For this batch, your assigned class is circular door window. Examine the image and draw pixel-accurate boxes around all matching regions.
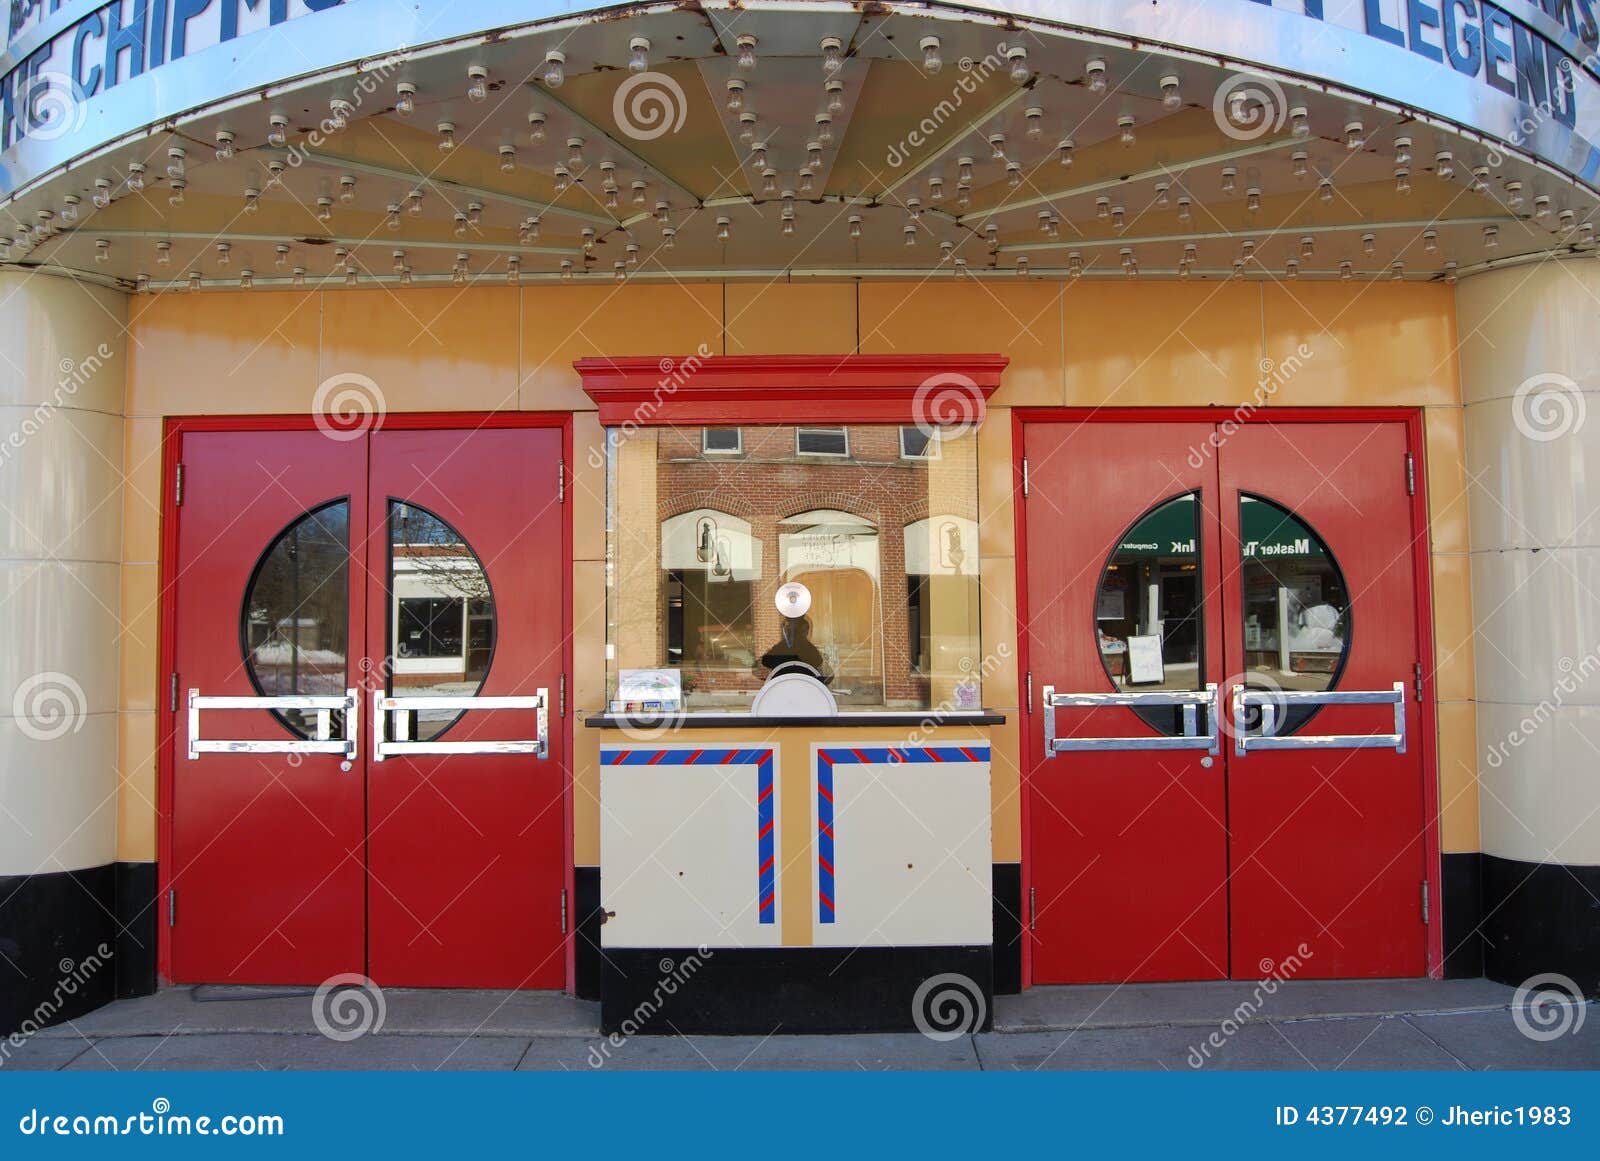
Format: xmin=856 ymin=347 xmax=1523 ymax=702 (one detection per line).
xmin=388 ymin=501 xmax=496 ymax=741
xmin=240 ymin=500 xmax=351 ymax=739
xmin=1237 ymin=494 xmax=1351 ymax=736
xmin=1094 ymin=493 xmax=1204 ymax=736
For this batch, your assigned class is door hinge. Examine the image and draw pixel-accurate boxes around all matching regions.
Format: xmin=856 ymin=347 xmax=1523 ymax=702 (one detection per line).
xmin=1420 ymin=879 xmax=1430 ymax=924
xmin=559 ymin=673 xmax=567 ymax=719
xmin=1414 ymin=661 xmax=1424 ymax=703
xmin=167 ymin=888 xmax=177 ymax=928
xmin=169 ymin=672 xmax=179 ymax=713
xmin=557 ymin=457 xmax=566 ymax=504
xmin=1028 ymin=886 xmax=1037 ymax=931
xmin=1025 ymin=670 xmax=1033 ymax=714
xmin=1405 ymin=452 xmax=1416 ymax=496
xmin=1021 ymin=457 xmax=1030 ymax=498
xmin=559 ymin=888 xmax=569 ymax=934
xmin=173 ymin=463 xmax=184 ymax=507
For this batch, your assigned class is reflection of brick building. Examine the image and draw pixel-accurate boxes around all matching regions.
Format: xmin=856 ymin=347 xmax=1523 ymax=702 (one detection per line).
xmin=641 ymin=425 xmax=978 ymax=708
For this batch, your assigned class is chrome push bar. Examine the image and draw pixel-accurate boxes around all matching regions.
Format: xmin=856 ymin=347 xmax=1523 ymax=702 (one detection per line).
xmin=372 ymin=690 xmax=549 ymax=762
xmin=1042 ymin=684 xmax=1220 ymax=757
xmin=187 ymin=688 xmax=359 ymax=762
xmin=1232 ymin=683 xmax=1407 ymax=756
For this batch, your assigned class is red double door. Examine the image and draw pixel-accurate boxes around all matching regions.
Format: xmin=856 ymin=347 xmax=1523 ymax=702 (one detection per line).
xmin=168 ymin=426 xmax=567 ymax=988
xmin=1024 ymin=419 xmax=1429 ymax=983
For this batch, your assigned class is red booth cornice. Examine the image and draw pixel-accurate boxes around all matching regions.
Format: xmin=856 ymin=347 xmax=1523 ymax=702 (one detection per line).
xmin=574 ymin=353 xmax=1008 ymax=426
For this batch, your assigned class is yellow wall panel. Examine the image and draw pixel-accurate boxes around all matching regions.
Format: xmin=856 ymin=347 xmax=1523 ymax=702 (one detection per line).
xmin=1436 ymin=700 xmax=1480 ymax=854
xmin=978 ymin=406 xmax=1015 ymax=560
xmin=117 ymin=711 xmax=157 ymax=863
xmin=126 ymin=291 xmax=320 ymax=416
xmin=979 ymin=556 xmax=1020 ymax=710
xmin=726 ymin=282 xmax=857 ymax=354
xmin=321 ymin=287 xmax=519 ymax=412
xmin=1431 ymin=551 xmax=1477 ymax=703
xmin=1423 ymin=406 xmax=1470 ymax=554
xmin=520 ymin=284 xmax=723 ymax=410
xmin=1262 ymin=282 xmax=1459 ymax=406
xmin=118 ymin=563 xmax=158 ymax=713
xmin=1063 ymin=281 xmax=1263 ymax=406
xmin=859 ymin=282 xmax=1063 ymax=407
xmin=121 ymin=417 xmax=163 ymax=564
xmin=988 ymin=719 xmax=1022 ymax=863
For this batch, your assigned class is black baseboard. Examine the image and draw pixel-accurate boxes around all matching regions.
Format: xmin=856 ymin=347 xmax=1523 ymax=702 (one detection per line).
xmin=1440 ymin=852 xmax=1484 ymax=980
xmin=0 ymin=864 xmax=119 ymax=1036
xmin=992 ymin=863 xmax=1021 ymax=995
xmin=1481 ymin=855 xmax=1600 ymax=993
xmin=114 ymin=861 xmax=159 ymax=1000
xmin=573 ymin=866 xmax=604 ymax=1001
xmin=602 ymin=945 xmax=993 ymax=1035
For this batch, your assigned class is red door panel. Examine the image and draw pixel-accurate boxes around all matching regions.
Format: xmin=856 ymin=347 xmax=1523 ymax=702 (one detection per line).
xmin=365 ymin=428 xmax=567 ymax=988
xmin=1024 ymin=422 xmax=1229 ymax=983
xmin=1218 ymin=423 xmax=1427 ymax=978
xmin=171 ymin=431 xmax=368 ymax=985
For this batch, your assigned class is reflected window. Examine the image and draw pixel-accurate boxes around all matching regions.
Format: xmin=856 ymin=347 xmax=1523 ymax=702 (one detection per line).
xmin=796 ymin=427 xmax=849 ymax=457
xmin=388 ymin=502 xmax=495 ymax=741
xmin=663 ymin=509 xmax=759 ymax=683
xmin=899 ymin=427 xmax=940 ymax=459
xmin=1238 ymin=495 xmax=1350 ymax=735
xmin=1095 ymin=494 xmax=1204 ymax=736
xmin=703 ymin=428 xmax=742 ymax=455
xmin=241 ymin=501 xmax=350 ymax=739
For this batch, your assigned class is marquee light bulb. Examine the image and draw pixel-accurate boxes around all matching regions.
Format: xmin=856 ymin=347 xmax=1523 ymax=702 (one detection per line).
xmin=1160 ymin=75 xmax=1181 ymax=109
xmin=168 ymin=180 xmax=186 ymax=207
xmin=1505 ymin=181 xmax=1525 ymax=209
xmin=920 ymin=36 xmax=943 ymax=74
xmin=1006 ymin=162 xmax=1022 ymax=188
xmin=216 ymin=242 xmax=231 ymax=266
xmin=1434 ymin=151 xmax=1455 ymax=180
xmin=507 ymin=255 xmax=521 ymax=283
xmin=1118 ymin=115 xmax=1136 ymax=146
xmin=166 ymin=147 xmax=186 ymax=180
xmin=1483 ymin=225 xmax=1499 ymax=247
xmin=408 ymin=189 xmax=424 ymax=215
xmin=1318 ymin=178 xmax=1334 ymax=203
xmin=1291 ymin=151 xmax=1309 ymax=179
xmin=1177 ymin=196 xmax=1192 ymax=222
xmin=276 ymin=244 xmax=290 ymax=267
xmin=825 ymin=79 xmax=845 ymax=114
xmin=1472 ymin=166 xmax=1491 ymax=193
xmin=816 ymin=113 xmax=834 ymax=145
xmin=1025 ymin=106 xmax=1044 ymax=139
xmin=1086 ymin=58 xmax=1107 ymax=93
xmin=1154 ymin=182 xmax=1171 ymax=208
xmin=316 ymin=195 xmax=333 ymax=222
xmin=339 ymin=175 xmax=356 ymax=203
xmin=821 ymin=36 xmax=843 ymax=74
xmin=240 ymin=268 xmax=254 ymax=289
xmin=1361 ymin=232 xmax=1376 ymax=254
xmin=1394 ymin=168 xmax=1411 ymax=194
xmin=500 ymin=144 xmax=516 ymax=173
xmin=629 ymin=37 xmax=650 ymax=73
xmin=553 ymin=166 xmax=571 ymax=193
xmin=395 ymin=82 xmax=416 ymax=116
xmin=761 ymin=169 xmax=778 ymax=196
xmin=1246 ymin=187 xmax=1261 ymax=212
xmin=1016 ymin=255 xmax=1029 ymax=276
xmin=567 ymin=138 xmax=585 ymax=168
xmin=240 ymin=186 xmax=258 ymax=213
xmin=454 ymin=213 xmax=469 ymax=237
xmin=528 ymin=111 xmax=546 ymax=143
xmin=717 ymin=216 xmax=731 ymax=241
xmin=437 ymin=121 xmax=456 ymax=151
xmin=542 ymin=51 xmax=566 ymax=88
xmin=214 ymin=130 xmax=236 ymax=160
xmin=736 ymin=34 xmax=758 ymax=72
xmin=156 ymin=239 xmax=171 ymax=265
xmin=126 ymin=162 xmax=146 ymax=192
xmin=738 ymin=113 xmax=758 ymax=145
xmin=1006 ymin=44 xmax=1030 ymax=83
xmin=1058 ymin=138 xmax=1074 ymax=166
xmin=929 ymin=176 xmax=944 ymax=202
xmin=1220 ymin=166 xmax=1237 ymax=194
xmin=267 ymin=114 xmax=288 ymax=148
xmin=1393 ymin=136 xmax=1412 ymax=166
xmin=188 ymin=270 xmax=202 ymax=291
xmin=661 ymin=226 xmax=676 ymax=248
xmin=1289 ymin=106 xmax=1309 ymax=138
xmin=61 ymin=194 xmax=79 ymax=224
xmin=1422 ymin=229 xmax=1438 ymax=253
xmin=94 ymin=238 xmax=109 ymax=262
xmin=1300 ymin=236 xmax=1314 ymax=259
xmin=292 ymin=266 xmax=306 ymax=286
xmin=1344 ymin=120 xmax=1365 ymax=150
xmin=848 ymin=215 xmax=862 ymax=239
xmin=726 ymin=79 xmax=745 ymax=112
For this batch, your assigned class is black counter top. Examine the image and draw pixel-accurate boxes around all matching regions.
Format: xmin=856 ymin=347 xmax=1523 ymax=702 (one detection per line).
xmin=583 ymin=710 xmax=1007 ymax=729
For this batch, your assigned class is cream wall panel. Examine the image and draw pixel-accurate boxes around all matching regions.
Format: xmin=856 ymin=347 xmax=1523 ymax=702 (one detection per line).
xmin=1470 ymin=547 xmax=1600 ymax=705
xmin=0 ymin=274 xmax=126 ymax=413
xmin=1456 ymin=262 xmax=1600 ymax=404
xmin=1464 ymin=393 xmax=1600 ymax=551
xmin=1477 ymin=701 xmax=1600 ymax=864
xmin=0 ymin=714 xmax=117 ymax=875
xmin=121 ymin=417 xmax=163 ymax=564
xmin=0 ymin=406 xmax=123 ymax=563
xmin=0 ymin=561 xmax=121 ymax=717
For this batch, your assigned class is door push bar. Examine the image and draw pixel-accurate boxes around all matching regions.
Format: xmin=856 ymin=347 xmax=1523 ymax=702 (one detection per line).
xmin=1042 ymin=684 xmax=1220 ymax=757
xmin=1232 ymin=683 xmax=1407 ymax=756
xmin=187 ymin=688 xmax=359 ymax=764
xmin=372 ymin=691 xmax=549 ymax=762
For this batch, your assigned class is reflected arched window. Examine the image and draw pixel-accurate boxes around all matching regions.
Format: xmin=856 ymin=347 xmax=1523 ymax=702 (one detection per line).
xmin=241 ymin=500 xmax=351 ymax=739
xmin=779 ymin=510 xmax=882 ymax=705
xmin=388 ymin=501 xmax=495 ymax=741
xmin=661 ymin=509 xmax=760 ymax=687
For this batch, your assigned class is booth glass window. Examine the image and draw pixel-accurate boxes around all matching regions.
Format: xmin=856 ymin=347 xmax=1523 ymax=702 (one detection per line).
xmin=606 ymin=424 xmax=981 ymax=712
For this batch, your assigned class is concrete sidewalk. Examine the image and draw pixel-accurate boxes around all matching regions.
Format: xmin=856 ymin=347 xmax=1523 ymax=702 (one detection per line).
xmin=4 ymin=980 xmax=1595 ymax=1071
